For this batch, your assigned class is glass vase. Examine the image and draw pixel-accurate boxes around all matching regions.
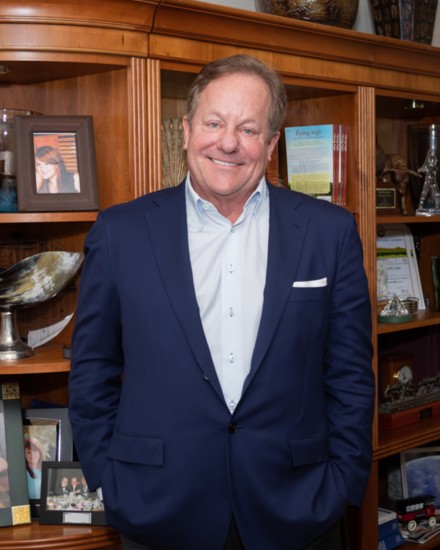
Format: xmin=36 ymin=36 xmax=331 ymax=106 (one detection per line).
xmin=0 ymin=108 xmax=33 ymax=212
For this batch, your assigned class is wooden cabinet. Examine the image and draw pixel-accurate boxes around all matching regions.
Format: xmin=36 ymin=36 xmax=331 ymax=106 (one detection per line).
xmin=1 ymin=0 xmax=440 ymax=547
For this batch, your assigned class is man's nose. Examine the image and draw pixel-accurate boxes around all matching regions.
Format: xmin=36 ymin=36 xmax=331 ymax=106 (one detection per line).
xmin=217 ymin=128 xmax=239 ymax=153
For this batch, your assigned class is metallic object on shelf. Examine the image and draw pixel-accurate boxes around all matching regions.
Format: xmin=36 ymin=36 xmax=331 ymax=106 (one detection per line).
xmin=408 ymin=124 xmax=440 ymax=213
xmin=0 ymin=251 xmax=83 ymax=360
xmin=401 ymin=297 xmax=419 ymax=314
xmin=379 ymin=371 xmax=440 ymax=415
xmin=416 ymin=147 xmax=440 ymax=216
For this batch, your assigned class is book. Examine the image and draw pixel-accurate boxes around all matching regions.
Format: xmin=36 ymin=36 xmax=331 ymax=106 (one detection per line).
xmin=338 ymin=124 xmax=348 ymax=206
xmin=378 ymin=508 xmax=400 ymax=540
xmin=400 ymin=522 xmax=440 ymax=544
xmin=332 ymin=126 xmax=339 ymax=204
xmin=378 ymin=530 xmax=404 ymax=550
xmin=376 ymin=224 xmax=425 ymax=309
xmin=285 ymin=124 xmax=347 ymax=205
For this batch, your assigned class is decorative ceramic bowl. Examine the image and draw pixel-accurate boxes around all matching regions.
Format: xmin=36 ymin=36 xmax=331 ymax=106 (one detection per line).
xmin=369 ymin=0 xmax=438 ymax=44
xmin=255 ymin=0 xmax=359 ymax=29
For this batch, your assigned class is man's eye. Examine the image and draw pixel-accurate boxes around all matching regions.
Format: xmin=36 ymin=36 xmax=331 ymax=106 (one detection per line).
xmin=242 ymin=128 xmax=257 ymax=136
xmin=207 ymin=122 xmax=220 ymax=129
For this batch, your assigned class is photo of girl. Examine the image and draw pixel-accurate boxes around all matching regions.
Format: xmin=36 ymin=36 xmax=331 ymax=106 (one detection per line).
xmin=35 ymin=145 xmax=80 ymax=194
xmin=24 ymin=437 xmax=44 ymax=500
xmin=23 ymin=424 xmax=57 ymax=501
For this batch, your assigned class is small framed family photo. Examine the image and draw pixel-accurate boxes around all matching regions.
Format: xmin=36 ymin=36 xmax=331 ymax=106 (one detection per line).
xmin=0 ymin=382 xmax=31 ymax=527
xmin=15 ymin=115 xmax=99 ymax=212
xmin=401 ymin=446 xmax=440 ymax=511
xmin=39 ymin=461 xmax=106 ymax=525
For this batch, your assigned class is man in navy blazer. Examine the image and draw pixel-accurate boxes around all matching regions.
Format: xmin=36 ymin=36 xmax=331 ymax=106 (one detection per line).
xmin=69 ymin=54 xmax=374 ymax=549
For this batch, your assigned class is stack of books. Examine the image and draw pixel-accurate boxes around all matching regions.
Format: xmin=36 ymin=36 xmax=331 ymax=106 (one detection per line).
xmin=378 ymin=508 xmax=404 ymax=550
xmin=285 ymin=124 xmax=348 ymax=205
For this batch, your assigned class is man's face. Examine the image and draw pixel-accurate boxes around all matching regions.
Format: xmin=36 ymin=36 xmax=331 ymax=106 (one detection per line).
xmin=182 ymin=72 xmax=279 ymax=216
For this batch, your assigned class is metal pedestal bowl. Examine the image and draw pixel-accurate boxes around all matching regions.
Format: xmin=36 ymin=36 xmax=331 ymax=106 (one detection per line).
xmin=0 ymin=251 xmax=83 ymax=360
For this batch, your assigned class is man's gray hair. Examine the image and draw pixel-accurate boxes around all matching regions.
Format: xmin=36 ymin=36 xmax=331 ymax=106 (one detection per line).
xmin=186 ymin=54 xmax=287 ymax=139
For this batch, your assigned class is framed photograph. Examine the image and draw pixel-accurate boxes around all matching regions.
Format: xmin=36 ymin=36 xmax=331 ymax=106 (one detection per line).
xmin=23 ymin=423 xmax=57 ymax=494
xmin=23 ymin=407 xmax=74 ymax=517
xmin=0 ymin=382 xmax=31 ymax=527
xmin=15 ymin=115 xmax=99 ymax=212
xmin=39 ymin=461 xmax=106 ymax=525
xmin=401 ymin=446 xmax=440 ymax=511
xmin=24 ymin=407 xmax=74 ymax=462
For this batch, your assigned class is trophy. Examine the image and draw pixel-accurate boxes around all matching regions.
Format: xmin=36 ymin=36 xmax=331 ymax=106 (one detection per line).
xmin=0 ymin=251 xmax=83 ymax=360
xmin=415 ymin=124 xmax=440 ymax=216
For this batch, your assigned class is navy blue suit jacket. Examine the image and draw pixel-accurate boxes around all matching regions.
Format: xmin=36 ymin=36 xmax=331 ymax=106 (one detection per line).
xmin=69 ymin=181 xmax=374 ymax=549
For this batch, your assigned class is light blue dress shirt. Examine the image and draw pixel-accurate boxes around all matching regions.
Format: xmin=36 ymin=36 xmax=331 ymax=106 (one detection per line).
xmin=186 ymin=176 xmax=269 ymax=413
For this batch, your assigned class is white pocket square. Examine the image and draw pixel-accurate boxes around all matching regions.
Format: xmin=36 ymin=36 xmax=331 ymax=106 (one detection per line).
xmin=292 ymin=277 xmax=327 ymax=288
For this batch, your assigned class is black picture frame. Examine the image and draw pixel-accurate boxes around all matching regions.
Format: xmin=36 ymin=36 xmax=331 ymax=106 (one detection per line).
xmin=401 ymin=446 xmax=440 ymax=511
xmin=39 ymin=461 xmax=106 ymax=525
xmin=24 ymin=407 xmax=74 ymax=462
xmin=0 ymin=382 xmax=31 ymax=527
xmin=15 ymin=115 xmax=99 ymax=212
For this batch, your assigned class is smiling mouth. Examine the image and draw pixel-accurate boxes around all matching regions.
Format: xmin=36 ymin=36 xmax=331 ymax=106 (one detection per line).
xmin=210 ymin=158 xmax=241 ymax=167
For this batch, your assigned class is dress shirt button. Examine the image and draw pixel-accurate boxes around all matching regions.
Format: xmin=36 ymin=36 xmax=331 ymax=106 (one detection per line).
xmin=228 ymin=422 xmax=238 ymax=433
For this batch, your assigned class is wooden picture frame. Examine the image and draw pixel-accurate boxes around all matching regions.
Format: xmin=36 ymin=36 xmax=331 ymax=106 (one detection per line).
xmin=15 ymin=115 xmax=99 ymax=212
xmin=0 ymin=382 xmax=31 ymax=527
xmin=39 ymin=461 xmax=106 ymax=525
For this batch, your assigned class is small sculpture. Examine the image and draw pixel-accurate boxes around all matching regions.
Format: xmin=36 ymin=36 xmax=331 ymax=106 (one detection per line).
xmin=378 ymin=294 xmax=412 ymax=324
xmin=377 ymin=144 xmax=421 ymax=215
xmin=416 ymin=149 xmax=440 ymax=215
xmin=0 ymin=251 xmax=83 ymax=360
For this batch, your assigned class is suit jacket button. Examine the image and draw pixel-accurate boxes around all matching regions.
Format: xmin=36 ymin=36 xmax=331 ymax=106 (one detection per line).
xmin=228 ymin=422 xmax=238 ymax=433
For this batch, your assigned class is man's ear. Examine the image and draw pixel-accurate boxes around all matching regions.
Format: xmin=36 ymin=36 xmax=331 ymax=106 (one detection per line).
xmin=182 ymin=115 xmax=190 ymax=150
xmin=267 ymin=131 xmax=280 ymax=161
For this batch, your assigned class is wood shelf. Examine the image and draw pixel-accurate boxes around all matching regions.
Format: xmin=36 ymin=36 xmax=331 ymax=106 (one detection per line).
xmin=0 ymin=1 xmax=439 ymax=548
xmin=376 ymin=415 xmax=440 ymax=460
xmin=0 ymin=346 xmax=70 ymax=375
xmin=0 ymin=521 xmax=121 ymax=549
xmin=377 ymin=310 xmax=440 ymax=334
xmin=401 ymin=539 xmax=440 ymax=550
xmin=377 ymin=215 xmax=440 ymax=225
xmin=0 ymin=213 xmax=98 ymax=224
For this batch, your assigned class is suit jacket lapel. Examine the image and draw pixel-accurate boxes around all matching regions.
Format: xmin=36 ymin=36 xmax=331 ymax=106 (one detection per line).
xmin=145 ymin=184 xmax=224 ymax=401
xmin=144 ymin=183 xmax=311 ymax=405
xmin=243 ymin=186 xmax=310 ymax=395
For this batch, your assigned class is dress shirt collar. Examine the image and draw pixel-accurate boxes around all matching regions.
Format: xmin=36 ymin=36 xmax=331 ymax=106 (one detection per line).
xmin=185 ymin=173 xmax=267 ymax=230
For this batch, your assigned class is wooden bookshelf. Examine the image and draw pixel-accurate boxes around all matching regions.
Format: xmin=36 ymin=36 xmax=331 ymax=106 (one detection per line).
xmin=0 ymin=1 xmax=440 ymax=547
